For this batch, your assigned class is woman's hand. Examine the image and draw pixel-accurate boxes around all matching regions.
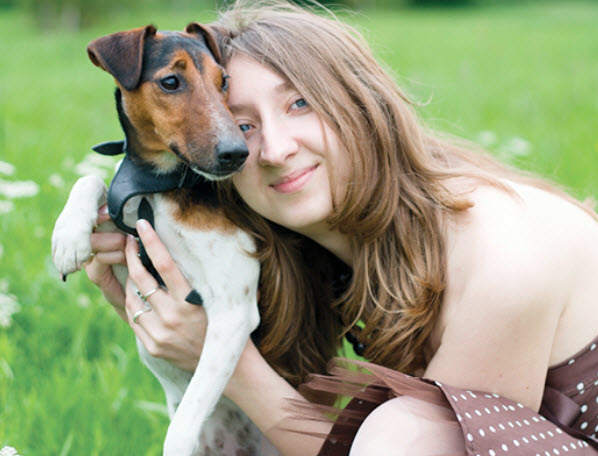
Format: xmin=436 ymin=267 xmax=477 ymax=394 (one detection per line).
xmin=84 ymin=205 xmax=127 ymax=320
xmin=123 ymin=219 xmax=207 ymax=372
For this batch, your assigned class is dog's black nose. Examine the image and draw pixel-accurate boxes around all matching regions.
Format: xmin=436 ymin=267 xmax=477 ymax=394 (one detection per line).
xmin=216 ymin=142 xmax=249 ymax=170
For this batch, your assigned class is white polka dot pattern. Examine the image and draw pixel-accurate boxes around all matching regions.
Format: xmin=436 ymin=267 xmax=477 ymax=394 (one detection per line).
xmin=434 ymin=335 xmax=598 ymax=456
xmin=438 ymin=382 xmax=596 ymax=455
xmin=314 ymin=337 xmax=598 ymax=456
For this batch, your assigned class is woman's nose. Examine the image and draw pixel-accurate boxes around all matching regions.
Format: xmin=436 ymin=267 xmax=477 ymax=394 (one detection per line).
xmin=258 ymin=118 xmax=299 ymax=166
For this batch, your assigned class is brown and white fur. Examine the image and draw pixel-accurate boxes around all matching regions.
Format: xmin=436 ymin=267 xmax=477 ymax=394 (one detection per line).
xmin=51 ymin=24 xmax=279 ymax=455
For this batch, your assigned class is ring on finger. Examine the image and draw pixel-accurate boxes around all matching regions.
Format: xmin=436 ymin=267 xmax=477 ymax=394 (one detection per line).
xmin=136 ymin=286 xmax=160 ymax=303
xmin=132 ymin=306 xmax=152 ymax=324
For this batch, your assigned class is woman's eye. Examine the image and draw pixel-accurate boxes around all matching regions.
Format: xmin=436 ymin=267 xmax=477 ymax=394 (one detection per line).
xmin=221 ymin=75 xmax=230 ymax=92
xmin=159 ymin=76 xmax=180 ymax=91
xmin=291 ymin=98 xmax=308 ymax=109
xmin=239 ymin=124 xmax=251 ymax=133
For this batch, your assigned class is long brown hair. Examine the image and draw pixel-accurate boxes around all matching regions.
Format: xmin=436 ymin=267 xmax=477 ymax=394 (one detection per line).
xmin=211 ymin=0 xmax=595 ymax=384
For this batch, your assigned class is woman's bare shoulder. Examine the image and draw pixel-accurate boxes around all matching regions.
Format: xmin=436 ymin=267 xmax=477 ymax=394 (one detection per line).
xmin=424 ymin=182 xmax=598 ymax=408
xmin=444 ymin=180 xmax=598 ymax=298
xmin=436 ymin=180 xmax=598 ymax=367
xmin=444 ymin=182 xmax=557 ymax=297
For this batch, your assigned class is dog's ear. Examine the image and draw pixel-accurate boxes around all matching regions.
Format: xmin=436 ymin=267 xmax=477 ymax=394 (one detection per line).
xmin=185 ymin=22 xmax=225 ymax=65
xmin=87 ymin=25 xmax=157 ymax=90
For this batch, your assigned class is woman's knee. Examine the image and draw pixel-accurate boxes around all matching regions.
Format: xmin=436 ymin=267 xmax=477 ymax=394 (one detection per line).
xmin=349 ymin=396 xmax=465 ymax=456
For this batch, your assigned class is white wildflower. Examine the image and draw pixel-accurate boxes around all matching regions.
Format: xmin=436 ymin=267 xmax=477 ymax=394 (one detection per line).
xmin=86 ymin=153 xmax=119 ymax=168
xmin=0 ymin=178 xmax=40 ymax=199
xmin=74 ymin=153 xmax=118 ymax=178
xmin=476 ymin=130 xmax=498 ymax=148
xmin=34 ymin=227 xmax=45 ymax=238
xmin=0 ymin=293 xmax=20 ymax=328
xmin=77 ymin=294 xmax=91 ymax=308
xmin=0 ymin=161 xmax=15 ymax=176
xmin=48 ymin=173 xmax=66 ymax=188
xmin=0 ymin=201 xmax=14 ymax=214
xmin=0 ymin=358 xmax=14 ymax=379
xmin=0 ymin=446 xmax=21 ymax=456
xmin=74 ymin=162 xmax=108 ymax=179
xmin=500 ymin=136 xmax=531 ymax=157
xmin=62 ymin=157 xmax=75 ymax=169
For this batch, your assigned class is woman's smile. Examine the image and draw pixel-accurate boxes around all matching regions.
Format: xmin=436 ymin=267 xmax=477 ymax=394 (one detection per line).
xmin=270 ymin=164 xmax=319 ymax=194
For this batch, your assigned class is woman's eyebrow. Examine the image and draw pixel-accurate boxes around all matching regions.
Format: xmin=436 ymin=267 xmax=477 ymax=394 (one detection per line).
xmin=229 ymin=102 xmax=251 ymax=114
xmin=229 ymin=80 xmax=297 ymax=114
xmin=275 ymin=79 xmax=295 ymax=93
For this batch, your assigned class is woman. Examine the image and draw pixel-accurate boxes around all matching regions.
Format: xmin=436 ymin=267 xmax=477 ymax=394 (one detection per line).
xmin=85 ymin=1 xmax=598 ymax=454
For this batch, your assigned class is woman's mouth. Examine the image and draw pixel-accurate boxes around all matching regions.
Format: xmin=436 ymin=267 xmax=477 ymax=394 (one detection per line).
xmin=270 ymin=165 xmax=318 ymax=194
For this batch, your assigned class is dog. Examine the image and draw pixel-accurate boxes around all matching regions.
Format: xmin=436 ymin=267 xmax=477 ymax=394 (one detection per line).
xmin=52 ymin=24 xmax=277 ymax=455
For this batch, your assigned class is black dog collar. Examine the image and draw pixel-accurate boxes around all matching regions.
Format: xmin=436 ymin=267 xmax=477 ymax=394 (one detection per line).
xmin=93 ymin=140 xmax=202 ymax=236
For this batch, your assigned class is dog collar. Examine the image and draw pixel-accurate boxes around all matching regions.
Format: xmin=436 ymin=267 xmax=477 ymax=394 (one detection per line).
xmin=93 ymin=140 xmax=204 ymax=236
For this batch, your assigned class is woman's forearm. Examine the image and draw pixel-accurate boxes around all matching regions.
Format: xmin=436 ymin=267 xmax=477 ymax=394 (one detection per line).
xmin=225 ymin=342 xmax=332 ymax=456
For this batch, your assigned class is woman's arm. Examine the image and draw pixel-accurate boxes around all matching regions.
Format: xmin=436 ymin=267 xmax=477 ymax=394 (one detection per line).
xmin=425 ymin=185 xmax=565 ymax=410
xmin=225 ymin=340 xmax=331 ymax=456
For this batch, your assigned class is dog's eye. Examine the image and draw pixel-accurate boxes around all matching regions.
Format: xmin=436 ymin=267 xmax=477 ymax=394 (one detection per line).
xmin=221 ymin=75 xmax=230 ymax=93
xmin=160 ymin=76 xmax=180 ymax=91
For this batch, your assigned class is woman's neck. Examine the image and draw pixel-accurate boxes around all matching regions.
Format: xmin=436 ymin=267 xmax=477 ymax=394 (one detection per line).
xmin=304 ymin=228 xmax=353 ymax=266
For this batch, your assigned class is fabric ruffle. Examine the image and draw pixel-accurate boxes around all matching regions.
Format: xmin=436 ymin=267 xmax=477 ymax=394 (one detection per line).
xmin=293 ymin=358 xmax=598 ymax=456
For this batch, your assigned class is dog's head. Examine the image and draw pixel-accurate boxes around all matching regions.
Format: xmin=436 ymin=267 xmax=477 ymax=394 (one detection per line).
xmin=87 ymin=24 xmax=247 ymax=181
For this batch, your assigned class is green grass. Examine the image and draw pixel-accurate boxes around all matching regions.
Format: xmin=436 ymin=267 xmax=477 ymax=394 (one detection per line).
xmin=1 ymin=1 xmax=598 ymax=454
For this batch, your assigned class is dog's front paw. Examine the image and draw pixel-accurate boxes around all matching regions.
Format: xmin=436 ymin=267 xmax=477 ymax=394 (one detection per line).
xmin=51 ymin=176 xmax=107 ymax=280
xmin=52 ymin=222 xmax=95 ymax=280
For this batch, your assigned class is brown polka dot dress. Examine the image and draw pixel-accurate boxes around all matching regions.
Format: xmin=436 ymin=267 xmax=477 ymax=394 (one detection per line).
xmin=309 ymin=336 xmax=598 ymax=455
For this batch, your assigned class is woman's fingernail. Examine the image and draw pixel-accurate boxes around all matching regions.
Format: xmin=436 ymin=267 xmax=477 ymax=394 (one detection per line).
xmin=137 ymin=219 xmax=149 ymax=232
xmin=126 ymin=234 xmax=135 ymax=243
xmin=100 ymin=205 xmax=109 ymax=215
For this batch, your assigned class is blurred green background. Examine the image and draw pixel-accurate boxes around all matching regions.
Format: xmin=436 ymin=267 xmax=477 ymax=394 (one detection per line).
xmin=1 ymin=0 xmax=597 ymax=454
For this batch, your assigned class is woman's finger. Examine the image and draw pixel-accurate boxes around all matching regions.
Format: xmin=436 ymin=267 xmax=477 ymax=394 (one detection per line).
xmin=84 ymin=258 xmax=127 ymax=320
xmin=96 ymin=204 xmax=112 ymax=225
xmin=134 ymin=219 xmax=192 ymax=299
xmin=125 ymin=234 xmax=165 ymax=304
xmin=125 ymin=279 xmax=152 ymax=325
xmin=124 ymin=278 xmax=163 ymax=352
xmin=93 ymin=250 xmax=126 ymax=266
xmin=90 ymin=231 xmax=126 ymax=253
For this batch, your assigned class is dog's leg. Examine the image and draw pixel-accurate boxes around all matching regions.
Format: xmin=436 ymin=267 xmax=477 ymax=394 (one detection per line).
xmin=163 ymin=303 xmax=259 ymax=455
xmin=147 ymin=200 xmax=262 ymax=455
xmin=52 ymin=175 xmax=107 ymax=278
xmin=198 ymin=396 xmax=276 ymax=455
xmin=137 ymin=338 xmax=193 ymax=418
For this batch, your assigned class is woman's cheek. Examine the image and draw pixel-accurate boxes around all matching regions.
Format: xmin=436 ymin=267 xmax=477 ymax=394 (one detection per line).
xmin=232 ymin=172 xmax=255 ymax=206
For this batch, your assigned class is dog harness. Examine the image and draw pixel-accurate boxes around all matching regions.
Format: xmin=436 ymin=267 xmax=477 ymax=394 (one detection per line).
xmin=93 ymin=140 xmax=208 ymax=307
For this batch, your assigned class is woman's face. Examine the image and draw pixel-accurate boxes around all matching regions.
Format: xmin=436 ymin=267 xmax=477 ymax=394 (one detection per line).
xmin=227 ymin=54 xmax=351 ymax=239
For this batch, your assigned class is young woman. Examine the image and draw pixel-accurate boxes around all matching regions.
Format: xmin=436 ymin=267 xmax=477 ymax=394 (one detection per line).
xmin=85 ymin=1 xmax=598 ymax=454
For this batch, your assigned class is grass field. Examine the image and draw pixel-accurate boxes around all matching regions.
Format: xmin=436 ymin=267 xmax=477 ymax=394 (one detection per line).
xmin=1 ymin=1 xmax=597 ymax=454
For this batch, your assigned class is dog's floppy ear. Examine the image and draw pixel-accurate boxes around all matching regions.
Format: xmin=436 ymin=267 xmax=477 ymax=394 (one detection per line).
xmin=185 ymin=22 xmax=224 ymax=65
xmin=87 ymin=25 xmax=157 ymax=90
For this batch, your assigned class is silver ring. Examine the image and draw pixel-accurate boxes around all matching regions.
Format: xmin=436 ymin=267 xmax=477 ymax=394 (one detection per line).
xmin=136 ymin=286 xmax=160 ymax=303
xmin=132 ymin=306 xmax=152 ymax=324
